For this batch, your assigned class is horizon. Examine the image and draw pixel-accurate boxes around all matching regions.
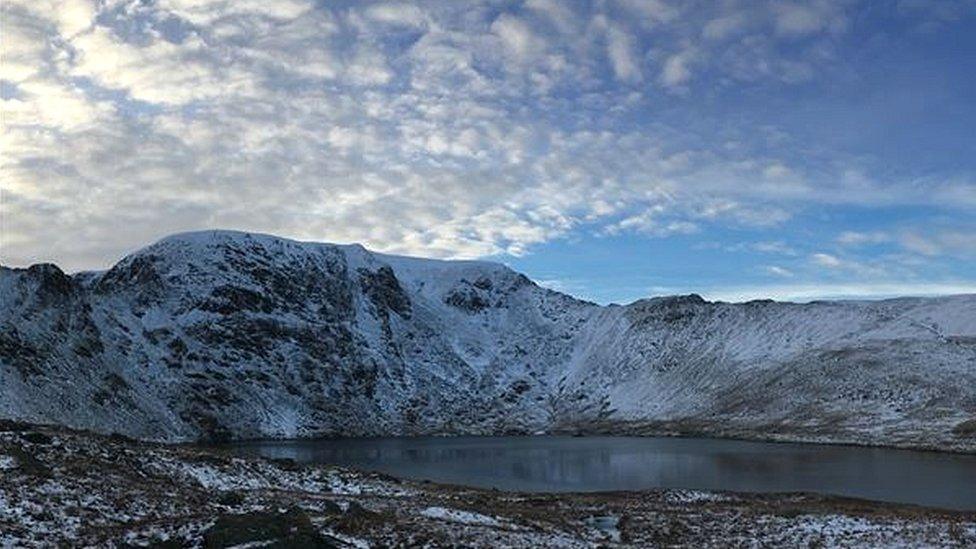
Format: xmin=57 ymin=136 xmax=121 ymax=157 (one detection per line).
xmin=5 ymin=227 xmax=976 ymax=305
xmin=4 ymin=1 xmax=976 ymax=304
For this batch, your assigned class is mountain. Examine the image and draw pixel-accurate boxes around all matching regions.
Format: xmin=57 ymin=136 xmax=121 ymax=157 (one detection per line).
xmin=2 ymin=230 xmax=975 ymax=450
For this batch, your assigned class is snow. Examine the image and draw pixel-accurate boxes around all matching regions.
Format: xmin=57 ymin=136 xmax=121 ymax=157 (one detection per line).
xmin=1 ymin=229 xmax=975 ymax=452
xmin=321 ymin=530 xmax=371 ymax=548
xmin=2 ymin=425 xmax=974 ymax=548
xmin=664 ymin=490 xmax=733 ymax=504
xmin=584 ymin=514 xmax=621 ymax=542
xmin=789 ymin=514 xmax=879 ymax=536
xmin=421 ymin=506 xmax=502 ymax=527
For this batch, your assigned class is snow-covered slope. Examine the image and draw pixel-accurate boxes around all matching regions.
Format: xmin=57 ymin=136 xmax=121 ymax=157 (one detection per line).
xmin=1 ymin=230 xmax=974 ymax=450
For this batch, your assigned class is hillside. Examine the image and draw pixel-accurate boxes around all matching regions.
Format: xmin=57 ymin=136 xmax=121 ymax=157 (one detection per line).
xmin=1 ymin=230 xmax=974 ymax=450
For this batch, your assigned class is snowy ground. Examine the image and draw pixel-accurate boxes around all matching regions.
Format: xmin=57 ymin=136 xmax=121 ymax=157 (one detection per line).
xmin=4 ymin=232 xmax=974 ymax=545
xmin=3 ymin=230 xmax=976 ymax=452
xmin=1 ymin=421 xmax=974 ymax=548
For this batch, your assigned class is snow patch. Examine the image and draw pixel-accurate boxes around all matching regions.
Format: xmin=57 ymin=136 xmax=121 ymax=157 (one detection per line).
xmin=664 ymin=489 xmax=732 ymax=503
xmin=584 ymin=515 xmax=621 ymax=543
xmin=421 ymin=506 xmax=502 ymax=527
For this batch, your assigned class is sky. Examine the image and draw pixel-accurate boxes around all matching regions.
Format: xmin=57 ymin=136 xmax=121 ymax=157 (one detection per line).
xmin=2 ymin=0 xmax=975 ymax=304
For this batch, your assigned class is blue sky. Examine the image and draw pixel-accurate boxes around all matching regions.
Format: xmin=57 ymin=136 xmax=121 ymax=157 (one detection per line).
xmin=2 ymin=0 xmax=975 ymax=303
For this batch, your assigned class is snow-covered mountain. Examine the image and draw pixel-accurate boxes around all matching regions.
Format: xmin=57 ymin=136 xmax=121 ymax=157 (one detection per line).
xmin=2 ymin=230 xmax=975 ymax=450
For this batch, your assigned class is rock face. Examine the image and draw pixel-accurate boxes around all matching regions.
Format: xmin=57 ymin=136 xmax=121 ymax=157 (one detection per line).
xmin=1 ymin=230 xmax=975 ymax=449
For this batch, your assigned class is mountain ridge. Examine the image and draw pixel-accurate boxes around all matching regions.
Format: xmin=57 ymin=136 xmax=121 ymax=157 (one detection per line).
xmin=11 ymin=228 xmax=976 ymax=307
xmin=2 ymin=230 xmax=975 ymax=450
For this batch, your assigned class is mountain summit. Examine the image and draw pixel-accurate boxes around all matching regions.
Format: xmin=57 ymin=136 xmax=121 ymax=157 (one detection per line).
xmin=2 ymin=230 xmax=975 ymax=450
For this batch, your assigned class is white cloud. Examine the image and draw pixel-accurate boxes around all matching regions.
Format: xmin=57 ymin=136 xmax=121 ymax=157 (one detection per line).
xmin=807 ymin=251 xmax=891 ymax=279
xmin=49 ymin=0 xmax=97 ymax=37
xmin=837 ymin=231 xmax=890 ymax=246
xmin=811 ymin=252 xmax=843 ymax=268
xmin=155 ymin=0 xmax=313 ymax=26
xmin=2 ymin=0 xmax=974 ymax=276
xmin=1 ymin=7 xmax=57 ymax=83
xmin=345 ymin=46 xmax=394 ymax=86
xmin=603 ymin=206 xmax=699 ymax=237
xmin=692 ymin=199 xmax=791 ymax=228
xmin=660 ymin=48 xmax=696 ymax=88
xmin=70 ymin=27 xmax=242 ymax=105
xmin=752 ymin=241 xmax=798 ymax=255
xmin=606 ymin=25 xmax=641 ymax=83
xmin=764 ymin=265 xmax=794 ymax=277
xmin=491 ymin=13 xmax=539 ymax=65
xmin=525 ymin=0 xmax=577 ymax=35
xmin=365 ymin=3 xmax=427 ymax=29
xmin=3 ymin=79 xmax=110 ymax=131
xmin=772 ymin=2 xmax=846 ymax=37
xmin=900 ymin=231 xmax=976 ymax=257
xmin=704 ymin=282 xmax=976 ymax=303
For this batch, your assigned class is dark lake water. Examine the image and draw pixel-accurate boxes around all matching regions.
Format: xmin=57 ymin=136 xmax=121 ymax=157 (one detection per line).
xmin=216 ymin=436 xmax=976 ymax=510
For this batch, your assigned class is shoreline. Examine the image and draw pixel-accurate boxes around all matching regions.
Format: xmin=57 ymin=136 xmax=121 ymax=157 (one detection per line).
xmin=195 ymin=427 xmax=976 ymax=457
xmin=2 ymin=422 xmax=975 ymax=547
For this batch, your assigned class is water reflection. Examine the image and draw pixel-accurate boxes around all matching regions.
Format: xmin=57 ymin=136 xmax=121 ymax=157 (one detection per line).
xmin=215 ymin=436 xmax=976 ymax=510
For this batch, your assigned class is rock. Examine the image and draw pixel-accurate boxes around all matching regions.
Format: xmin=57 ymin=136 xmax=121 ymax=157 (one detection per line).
xmin=1 ymin=230 xmax=974 ymax=452
xmin=202 ymin=509 xmax=337 ymax=548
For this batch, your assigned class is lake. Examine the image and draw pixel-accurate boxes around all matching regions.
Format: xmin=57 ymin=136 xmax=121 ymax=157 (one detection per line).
xmin=216 ymin=435 xmax=976 ymax=510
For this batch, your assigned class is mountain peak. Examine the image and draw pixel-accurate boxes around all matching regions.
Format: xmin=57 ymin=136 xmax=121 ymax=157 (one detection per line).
xmin=2 ymin=232 xmax=975 ymax=450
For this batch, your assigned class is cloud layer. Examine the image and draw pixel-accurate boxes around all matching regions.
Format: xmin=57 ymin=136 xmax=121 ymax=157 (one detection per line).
xmin=2 ymin=0 xmax=975 ymax=293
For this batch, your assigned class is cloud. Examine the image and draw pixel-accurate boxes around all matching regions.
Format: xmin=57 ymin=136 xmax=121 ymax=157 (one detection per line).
xmin=695 ymin=200 xmax=791 ymax=227
xmin=764 ymin=265 xmax=794 ymax=277
xmin=829 ymin=228 xmax=976 ymax=259
xmin=2 ymin=0 xmax=974 ymax=277
xmin=345 ymin=46 xmax=394 ymax=86
xmin=659 ymin=47 xmax=697 ymax=88
xmin=772 ymin=2 xmax=847 ymax=37
xmin=364 ymin=3 xmax=427 ymax=29
xmin=605 ymin=215 xmax=699 ymax=237
xmin=900 ymin=231 xmax=976 ymax=257
xmin=491 ymin=13 xmax=539 ymax=64
xmin=704 ymin=282 xmax=976 ymax=303
xmin=811 ymin=252 xmax=843 ymax=268
xmin=616 ymin=0 xmax=679 ymax=27
xmin=808 ymin=251 xmax=892 ymax=279
xmin=752 ymin=241 xmax=798 ymax=255
xmin=703 ymin=13 xmax=748 ymax=40
xmin=69 ymin=27 xmax=241 ymax=105
xmin=606 ymin=25 xmax=641 ymax=83
xmin=155 ymin=0 xmax=314 ymax=25
xmin=525 ymin=0 xmax=578 ymax=35
xmin=837 ymin=231 xmax=891 ymax=246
